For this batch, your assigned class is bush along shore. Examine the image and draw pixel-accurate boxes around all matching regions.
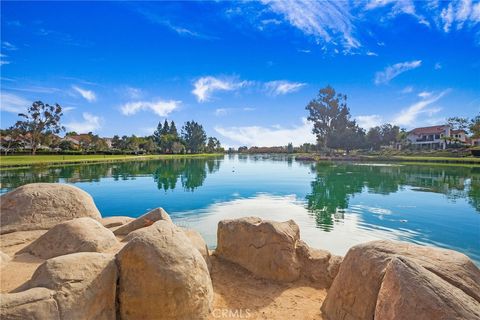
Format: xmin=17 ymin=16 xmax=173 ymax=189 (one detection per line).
xmin=0 ymin=153 xmax=223 ymax=169
xmin=294 ymin=153 xmax=480 ymax=165
xmin=1 ymin=183 xmax=479 ymax=319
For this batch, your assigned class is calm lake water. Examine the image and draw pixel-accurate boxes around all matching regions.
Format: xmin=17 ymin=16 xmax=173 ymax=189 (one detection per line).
xmin=1 ymin=155 xmax=479 ymax=264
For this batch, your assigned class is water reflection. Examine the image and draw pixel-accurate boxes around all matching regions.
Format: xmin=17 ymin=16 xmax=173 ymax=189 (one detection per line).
xmin=0 ymin=157 xmax=222 ymax=193
xmin=305 ymin=163 xmax=480 ymax=231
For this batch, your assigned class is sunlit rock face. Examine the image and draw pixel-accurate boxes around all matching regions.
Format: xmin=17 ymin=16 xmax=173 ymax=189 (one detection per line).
xmin=0 ymin=183 xmax=101 ymax=234
xmin=116 ymin=220 xmax=213 ymax=320
xmin=19 ymin=217 xmax=118 ymax=259
xmin=321 ymin=240 xmax=480 ymax=320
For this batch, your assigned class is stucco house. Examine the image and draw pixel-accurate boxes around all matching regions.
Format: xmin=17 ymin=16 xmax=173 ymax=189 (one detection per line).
xmin=407 ymin=125 xmax=451 ymax=149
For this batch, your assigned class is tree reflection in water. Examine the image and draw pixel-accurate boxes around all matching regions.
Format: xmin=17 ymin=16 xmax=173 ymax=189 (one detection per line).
xmin=0 ymin=157 xmax=222 ymax=193
xmin=305 ymin=163 xmax=480 ymax=231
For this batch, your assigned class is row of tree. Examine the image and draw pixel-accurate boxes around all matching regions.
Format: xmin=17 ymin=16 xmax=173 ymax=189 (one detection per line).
xmin=305 ymin=86 xmax=480 ymax=153
xmin=0 ymin=101 xmax=223 ymax=155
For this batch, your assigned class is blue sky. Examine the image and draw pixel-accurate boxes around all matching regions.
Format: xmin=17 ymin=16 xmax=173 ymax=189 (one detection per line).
xmin=1 ymin=1 xmax=479 ymax=147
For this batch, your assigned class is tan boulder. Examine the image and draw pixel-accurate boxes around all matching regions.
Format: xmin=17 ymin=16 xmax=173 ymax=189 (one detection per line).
xmin=183 ymin=227 xmax=212 ymax=270
xmin=375 ymin=257 xmax=480 ymax=320
xmin=0 ymin=251 xmax=10 ymax=267
xmin=19 ymin=217 xmax=118 ymax=259
xmin=101 ymin=216 xmax=135 ymax=228
xmin=116 ymin=220 xmax=213 ymax=319
xmin=113 ymin=207 xmax=171 ymax=236
xmin=0 ymin=287 xmax=60 ymax=320
xmin=0 ymin=183 xmax=101 ymax=234
xmin=215 ymin=217 xmax=301 ymax=282
xmin=295 ymin=240 xmax=342 ymax=288
xmin=321 ymin=240 xmax=480 ymax=320
xmin=21 ymin=252 xmax=117 ymax=320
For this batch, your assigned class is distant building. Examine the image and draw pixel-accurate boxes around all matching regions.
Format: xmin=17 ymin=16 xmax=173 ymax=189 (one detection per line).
xmin=407 ymin=125 xmax=450 ymax=149
xmin=450 ymin=129 xmax=468 ymax=143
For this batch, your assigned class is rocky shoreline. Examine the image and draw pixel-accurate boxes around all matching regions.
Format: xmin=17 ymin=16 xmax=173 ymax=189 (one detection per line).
xmin=1 ymin=183 xmax=479 ymax=319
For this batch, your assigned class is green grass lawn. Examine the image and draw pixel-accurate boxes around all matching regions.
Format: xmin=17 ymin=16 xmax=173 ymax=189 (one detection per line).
xmin=0 ymin=153 xmax=223 ymax=168
xmin=364 ymin=155 xmax=480 ymax=163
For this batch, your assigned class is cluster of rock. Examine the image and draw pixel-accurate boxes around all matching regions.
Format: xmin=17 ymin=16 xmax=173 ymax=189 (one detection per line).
xmin=1 ymin=183 xmax=479 ymax=320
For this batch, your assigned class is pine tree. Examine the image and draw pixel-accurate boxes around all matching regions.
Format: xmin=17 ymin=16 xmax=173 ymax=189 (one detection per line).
xmin=169 ymin=121 xmax=178 ymax=138
xmin=161 ymin=120 xmax=170 ymax=135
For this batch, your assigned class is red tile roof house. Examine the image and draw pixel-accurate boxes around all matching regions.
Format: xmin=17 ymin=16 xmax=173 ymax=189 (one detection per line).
xmin=407 ymin=125 xmax=451 ymax=149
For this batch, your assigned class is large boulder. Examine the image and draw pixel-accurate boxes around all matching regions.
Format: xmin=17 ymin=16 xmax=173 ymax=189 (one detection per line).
xmin=0 ymin=287 xmax=60 ymax=320
xmin=0 ymin=183 xmax=101 ymax=234
xmin=19 ymin=217 xmax=118 ymax=259
xmin=116 ymin=220 xmax=213 ymax=319
xmin=113 ymin=208 xmax=171 ymax=236
xmin=20 ymin=252 xmax=117 ymax=320
xmin=295 ymin=240 xmax=342 ymax=288
xmin=215 ymin=217 xmax=301 ymax=282
xmin=321 ymin=240 xmax=480 ymax=320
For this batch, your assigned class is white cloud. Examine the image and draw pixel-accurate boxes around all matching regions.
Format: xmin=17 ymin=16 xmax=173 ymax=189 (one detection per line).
xmin=0 ymin=92 xmax=30 ymax=113
xmin=260 ymin=0 xmax=360 ymax=50
xmin=192 ymin=76 xmax=249 ymax=102
xmin=418 ymin=91 xmax=432 ymax=98
xmin=2 ymin=41 xmax=17 ymax=50
xmin=356 ymin=115 xmax=383 ymax=129
xmin=215 ymin=118 xmax=316 ymax=147
xmin=65 ymin=112 xmax=102 ymax=133
xmin=0 ymin=53 xmax=10 ymax=66
xmin=434 ymin=62 xmax=442 ymax=70
xmin=401 ymin=86 xmax=414 ymax=94
xmin=440 ymin=0 xmax=480 ymax=32
xmin=264 ymin=80 xmax=306 ymax=96
xmin=393 ymin=90 xmax=449 ymax=127
xmin=366 ymin=51 xmax=378 ymax=56
xmin=121 ymin=99 xmax=181 ymax=117
xmin=72 ymin=85 xmax=96 ymax=102
xmin=374 ymin=60 xmax=422 ymax=85
xmin=125 ymin=87 xmax=142 ymax=99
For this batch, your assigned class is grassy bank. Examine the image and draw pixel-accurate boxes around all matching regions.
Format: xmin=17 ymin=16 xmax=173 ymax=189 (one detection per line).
xmin=294 ymin=154 xmax=480 ymax=165
xmin=0 ymin=153 xmax=223 ymax=168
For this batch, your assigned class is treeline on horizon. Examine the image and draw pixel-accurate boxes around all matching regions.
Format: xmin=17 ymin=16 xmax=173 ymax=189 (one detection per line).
xmin=0 ymin=101 xmax=223 ymax=155
xmin=1 ymin=86 xmax=479 ymax=156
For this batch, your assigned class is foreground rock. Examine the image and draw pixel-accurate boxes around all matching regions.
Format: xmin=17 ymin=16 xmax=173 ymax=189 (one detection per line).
xmin=20 ymin=252 xmax=117 ymax=320
xmin=0 ymin=183 xmax=101 ymax=234
xmin=321 ymin=240 xmax=480 ymax=320
xmin=296 ymin=240 xmax=342 ymax=288
xmin=0 ymin=287 xmax=60 ymax=320
xmin=117 ymin=220 xmax=213 ymax=319
xmin=113 ymin=208 xmax=171 ymax=236
xmin=216 ymin=217 xmax=303 ymax=282
xmin=19 ymin=217 xmax=118 ymax=259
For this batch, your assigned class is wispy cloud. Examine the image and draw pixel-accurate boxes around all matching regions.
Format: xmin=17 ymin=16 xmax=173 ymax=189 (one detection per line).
xmin=5 ymin=85 xmax=61 ymax=94
xmin=264 ymin=80 xmax=306 ymax=96
xmin=440 ymin=0 xmax=480 ymax=32
xmin=2 ymin=41 xmax=17 ymax=51
xmin=260 ymin=0 xmax=360 ymax=50
xmin=215 ymin=108 xmax=228 ymax=116
xmin=0 ymin=92 xmax=30 ymax=113
xmin=393 ymin=90 xmax=449 ymax=127
xmin=72 ymin=85 xmax=96 ymax=102
xmin=136 ymin=8 xmax=216 ymax=40
xmin=65 ymin=112 xmax=102 ymax=133
xmin=0 ymin=54 xmax=10 ymax=66
xmin=215 ymin=118 xmax=316 ymax=147
xmin=192 ymin=76 xmax=250 ymax=102
xmin=374 ymin=60 xmax=422 ymax=85
xmin=121 ymin=99 xmax=181 ymax=117
xmin=356 ymin=115 xmax=383 ymax=129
